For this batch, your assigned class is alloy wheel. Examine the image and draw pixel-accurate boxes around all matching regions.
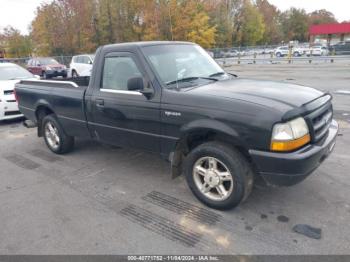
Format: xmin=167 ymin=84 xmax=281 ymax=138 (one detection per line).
xmin=192 ymin=156 xmax=234 ymax=201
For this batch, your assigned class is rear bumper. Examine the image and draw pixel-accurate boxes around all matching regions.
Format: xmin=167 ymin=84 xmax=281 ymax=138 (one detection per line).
xmin=249 ymin=120 xmax=338 ymax=186
xmin=0 ymin=101 xmax=23 ymax=121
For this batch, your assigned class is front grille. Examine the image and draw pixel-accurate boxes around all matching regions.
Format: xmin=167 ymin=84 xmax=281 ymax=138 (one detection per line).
xmin=4 ymin=90 xmax=13 ymax=95
xmin=306 ymin=103 xmax=333 ymax=142
xmin=4 ymin=111 xmax=21 ymax=116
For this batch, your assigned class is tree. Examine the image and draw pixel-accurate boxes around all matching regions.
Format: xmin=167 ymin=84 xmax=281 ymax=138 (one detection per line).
xmin=205 ymin=0 xmax=237 ymax=47
xmin=308 ymin=9 xmax=337 ymax=25
xmin=1 ymin=26 xmax=32 ymax=57
xmin=281 ymin=8 xmax=309 ymax=42
xmin=256 ymin=0 xmax=283 ymax=44
xmin=187 ymin=11 xmax=216 ymax=48
xmin=233 ymin=0 xmax=265 ymax=46
xmin=26 ymin=0 xmax=343 ymax=56
xmin=169 ymin=0 xmax=217 ymax=47
xmin=31 ymin=0 xmax=98 ymax=56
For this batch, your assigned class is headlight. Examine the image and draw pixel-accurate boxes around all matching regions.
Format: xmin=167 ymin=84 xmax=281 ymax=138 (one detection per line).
xmin=270 ymin=117 xmax=310 ymax=152
xmin=45 ymin=66 xmax=52 ymax=70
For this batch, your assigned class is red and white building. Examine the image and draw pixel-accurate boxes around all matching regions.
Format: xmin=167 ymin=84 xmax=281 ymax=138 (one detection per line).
xmin=309 ymin=23 xmax=350 ymax=45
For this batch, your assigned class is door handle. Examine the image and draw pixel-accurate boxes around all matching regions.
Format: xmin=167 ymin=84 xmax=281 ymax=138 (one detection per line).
xmin=96 ymin=99 xmax=104 ymax=107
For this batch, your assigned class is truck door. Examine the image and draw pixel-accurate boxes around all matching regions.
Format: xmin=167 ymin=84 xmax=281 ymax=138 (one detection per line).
xmin=88 ymin=52 xmax=161 ymax=153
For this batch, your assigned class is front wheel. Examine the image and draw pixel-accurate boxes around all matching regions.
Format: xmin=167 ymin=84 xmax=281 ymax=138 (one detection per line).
xmin=42 ymin=114 xmax=74 ymax=154
xmin=184 ymin=142 xmax=254 ymax=210
xmin=72 ymin=70 xmax=78 ymax=78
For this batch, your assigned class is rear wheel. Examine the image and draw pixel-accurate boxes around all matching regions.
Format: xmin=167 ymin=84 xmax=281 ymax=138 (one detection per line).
xmin=42 ymin=114 xmax=74 ymax=154
xmin=184 ymin=141 xmax=254 ymax=210
xmin=293 ymin=51 xmax=300 ymax=57
xmin=276 ymin=52 xmax=282 ymax=57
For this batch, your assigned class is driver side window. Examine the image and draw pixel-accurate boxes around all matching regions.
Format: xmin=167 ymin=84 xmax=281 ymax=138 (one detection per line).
xmin=102 ymin=56 xmax=142 ymax=91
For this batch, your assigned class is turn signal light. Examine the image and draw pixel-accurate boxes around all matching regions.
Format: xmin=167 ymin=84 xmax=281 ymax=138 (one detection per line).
xmin=271 ymin=134 xmax=311 ymax=152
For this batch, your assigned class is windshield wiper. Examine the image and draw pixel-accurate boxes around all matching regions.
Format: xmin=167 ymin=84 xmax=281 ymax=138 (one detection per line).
xmin=166 ymin=76 xmax=217 ymax=86
xmin=209 ymin=71 xmax=238 ymax=78
xmin=209 ymin=72 xmax=226 ymax=77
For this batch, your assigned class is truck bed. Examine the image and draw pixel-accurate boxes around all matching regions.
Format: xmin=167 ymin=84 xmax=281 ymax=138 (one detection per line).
xmin=15 ymin=78 xmax=90 ymax=138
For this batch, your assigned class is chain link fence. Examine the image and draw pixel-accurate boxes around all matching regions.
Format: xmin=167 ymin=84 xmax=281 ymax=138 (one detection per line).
xmin=0 ymin=55 xmax=74 ymax=67
xmin=0 ymin=42 xmax=349 ymax=69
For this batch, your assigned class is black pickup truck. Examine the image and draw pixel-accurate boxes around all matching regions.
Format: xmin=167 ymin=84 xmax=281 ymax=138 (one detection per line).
xmin=15 ymin=41 xmax=338 ymax=209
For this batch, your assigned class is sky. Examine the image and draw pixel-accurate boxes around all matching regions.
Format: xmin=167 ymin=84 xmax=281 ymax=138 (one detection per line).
xmin=0 ymin=0 xmax=350 ymax=35
xmin=0 ymin=0 xmax=51 ymax=34
xmin=268 ymin=0 xmax=350 ymax=22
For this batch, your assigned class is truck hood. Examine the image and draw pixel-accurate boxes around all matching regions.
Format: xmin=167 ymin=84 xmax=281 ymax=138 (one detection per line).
xmin=189 ymin=78 xmax=324 ymax=110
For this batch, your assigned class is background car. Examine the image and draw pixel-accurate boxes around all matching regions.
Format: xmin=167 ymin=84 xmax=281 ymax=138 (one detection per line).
xmin=306 ymin=45 xmax=329 ymax=56
xmin=0 ymin=63 xmax=37 ymax=121
xmin=27 ymin=57 xmax=67 ymax=79
xmin=330 ymin=41 xmax=350 ymax=55
xmin=69 ymin=54 xmax=94 ymax=77
xmin=274 ymin=46 xmax=289 ymax=57
xmin=262 ymin=47 xmax=275 ymax=55
xmin=274 ymin=46 xmax=304 ymax=57
xmin=222 ymin=49 xmax=239 ymax=57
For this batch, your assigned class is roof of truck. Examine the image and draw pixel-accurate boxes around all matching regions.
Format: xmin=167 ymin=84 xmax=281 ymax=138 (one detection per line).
xmin=103 ymin=41 xmax=194 ymax=49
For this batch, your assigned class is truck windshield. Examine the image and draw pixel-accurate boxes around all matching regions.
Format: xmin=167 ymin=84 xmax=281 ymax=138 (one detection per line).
xmin=141 ymin=44 xmax=226 ymax=87
xmin=0 ymin=65 xmax=34 ymax=80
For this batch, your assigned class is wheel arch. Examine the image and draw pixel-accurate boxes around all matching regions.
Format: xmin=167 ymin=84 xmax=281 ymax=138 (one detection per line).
xmin=35 ymin=101 xmax=55 ymax=137
xmin=170 ymin=119 xmax=250 ymax=178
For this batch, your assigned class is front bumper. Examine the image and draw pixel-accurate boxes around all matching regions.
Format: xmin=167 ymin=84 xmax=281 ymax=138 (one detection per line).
xmin=46 ymin=69 xmax=67 ymax=77
xmin=249 ymin=120 xmax=338 ymax=186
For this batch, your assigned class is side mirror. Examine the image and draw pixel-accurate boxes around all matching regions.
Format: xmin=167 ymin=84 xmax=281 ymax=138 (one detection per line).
xmin=127 ymin=77 xmax=154 ymax=98
xmin=127 ymin=77 xmax=144 ymax=91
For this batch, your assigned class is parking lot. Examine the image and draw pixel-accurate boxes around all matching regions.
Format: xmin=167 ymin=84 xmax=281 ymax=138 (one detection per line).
xmin=0 ymin=63 xmax=349 ymax=255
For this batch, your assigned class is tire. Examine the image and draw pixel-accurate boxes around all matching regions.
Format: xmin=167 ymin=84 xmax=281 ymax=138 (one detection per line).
xmin=42 ymin=114 xmax=74 ymax=154
xmin=72 ymin=70 xmax=78 ymax=78
xmin=293 ymin=52 xmax=300 ymax=57
xmin=276 ymin=52 xmax=281 ymax=57
xmin=42 ymin=71 xmax=50 ymax=79
xmin=184 ymin=141 xmax=254 ymax=210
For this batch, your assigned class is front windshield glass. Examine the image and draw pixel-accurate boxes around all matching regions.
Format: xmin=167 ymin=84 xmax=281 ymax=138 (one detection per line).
xmin=0 ymin=65 xmax=34 ymax=80
xmin=141 ymin=44 xmax=225 ymax=87
xmin=38 ymin=58 xmax=59 ymax=65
